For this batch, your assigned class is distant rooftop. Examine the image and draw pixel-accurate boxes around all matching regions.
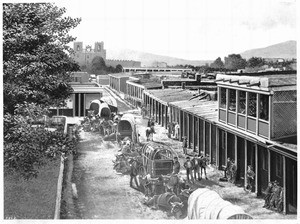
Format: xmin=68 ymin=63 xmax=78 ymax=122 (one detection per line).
xmin=216 ymin=70 xmax=296 ymax=91
xmin=144 ymin=89 xmax=196 ymax=104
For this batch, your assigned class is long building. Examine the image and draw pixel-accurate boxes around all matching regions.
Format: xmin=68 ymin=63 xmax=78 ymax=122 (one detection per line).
xmin=139 ymin=70 xmax=297 ymax=214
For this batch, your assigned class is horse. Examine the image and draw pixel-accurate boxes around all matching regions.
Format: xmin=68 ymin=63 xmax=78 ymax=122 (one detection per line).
xmin=145 ymin=127 xmax=155 ymax=141
xmin=143 ymin=192 xmax=184 ymax=219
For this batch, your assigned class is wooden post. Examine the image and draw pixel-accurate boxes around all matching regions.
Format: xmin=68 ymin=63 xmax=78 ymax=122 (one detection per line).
xmin=255 ymin=144 xmax=258 ymax=195
xmin=54 ymin=156 xmax=65 ymax=219
xmin=267 ymin=149 xmax=271 ymax=182
xmin=234 ymin=135 xmax=237 ymax=166
xmin=244 ymin=139 xmax=248 ymax=189
xmin=283 ymin=156 xmax=287 ymax=214
xmin=72 ymin=93 xmax=75 ymax=117
xmin=256 ymin=93 xmax=259 ymax=135
xmin=216 ymin=127 xmax=219 ymax=168
xmin=225 ymin=131 xmax=227 ymax=164
xmin=83 ymin=93 xmax=86 ymax=117
xmin=209 ymin=123 xmax=212 ymax=163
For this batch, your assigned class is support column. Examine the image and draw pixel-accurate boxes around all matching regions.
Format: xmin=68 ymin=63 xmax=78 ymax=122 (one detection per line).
xmin=72 ymin=94 xmax=75 ymax=117
xmin=255 ymin=144 xmax=258 ymax=195
xmin=244 ymin=139 xmax=248 ymax=189
xmin=225 ymin=131 xmax=227 ymax=163
xmin=216 ymin=127 xmax=219 ymax=168
xmin=234 ymin=135 xmax=237 ymax=166
xmin=78 ymin=92 xmax=81 ymax=117
xmin=283 ymin=156 xmax=287 ymax=214
xmin=203 ymin=121 xmax=206 ymax=154
xmin=187 ymin=113 xmax=190 ymax=148
xmin=83 ymin=93 xmax=86 ymax=117
xmin=209 ymin=123 xmax=212 ymax=163
xmin=267 ymin=149 xmax=271 ymax=182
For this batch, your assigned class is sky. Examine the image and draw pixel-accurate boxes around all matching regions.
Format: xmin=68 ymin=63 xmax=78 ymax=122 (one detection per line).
xmin=54 ymin=0 xmax=297 ymax=60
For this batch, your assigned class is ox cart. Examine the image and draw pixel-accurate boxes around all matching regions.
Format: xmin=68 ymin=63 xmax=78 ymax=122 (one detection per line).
xmin=138 ymin=141 xmax=180 ymax=196
xmin=117 ymin=113 xmax=139 ymax=144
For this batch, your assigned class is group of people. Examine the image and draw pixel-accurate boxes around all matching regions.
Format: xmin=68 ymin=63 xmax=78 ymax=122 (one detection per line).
xmin=167 ymin=122 xmax=180 ymax=140
xmin=183 ymin=152 xmax=210 ymax=183
xmin=263 ymin=180 xmax=283 ymax=212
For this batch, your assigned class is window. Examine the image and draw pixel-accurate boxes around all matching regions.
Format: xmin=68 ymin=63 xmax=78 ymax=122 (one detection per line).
xmin=238 ymin=91 xmax=246 ymax=114
xmin=248 ymin=92 xmax=257 ymax=117
xmin=275 ymin=154 xmax=283 ymax=177
xmin=220 ymin=88 xmax=227 ymax=109
xmin=77 ymin=45 xmax=80 ymax=51
xmin=259 ymin=94 xmax=269 ymax=121
xmin=228 ymin=89 xmax=236 ymax=111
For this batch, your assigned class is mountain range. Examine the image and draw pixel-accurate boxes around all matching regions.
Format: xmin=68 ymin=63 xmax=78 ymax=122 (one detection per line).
xmin=106 ymin=40 xmax=296 ymax=67
xmin=240 ymin=40 xmax=296 ymax=59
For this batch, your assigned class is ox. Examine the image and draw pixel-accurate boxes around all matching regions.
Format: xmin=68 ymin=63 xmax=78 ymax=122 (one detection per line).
xmin=144 ymin=192 xmax=184 ymax=219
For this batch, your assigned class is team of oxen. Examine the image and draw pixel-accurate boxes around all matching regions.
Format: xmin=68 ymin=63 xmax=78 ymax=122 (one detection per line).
xmin=83 ymin=99 xmax=252 ymax=220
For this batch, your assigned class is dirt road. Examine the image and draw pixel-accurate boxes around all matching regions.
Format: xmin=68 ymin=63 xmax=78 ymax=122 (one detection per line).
xmin=69 ymin=131 xmax=169 ymax=219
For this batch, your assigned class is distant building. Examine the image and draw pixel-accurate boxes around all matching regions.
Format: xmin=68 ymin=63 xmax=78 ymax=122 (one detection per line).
xmin=71 ymin=41 xmax=141 ymax=68
xmin=49 ymin=72 xmax=103 ymax=117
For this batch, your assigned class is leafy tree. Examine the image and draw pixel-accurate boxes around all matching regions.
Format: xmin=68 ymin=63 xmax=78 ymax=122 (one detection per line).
xmin=90 ymin=56 xmax=106 ymax=74
xmin=224 ymin=54 xmax=247 ymax=71
xmin=115 ymin=64 xmax=123 ymax=73
xmin=210 ymin=57 xmax=224 ymax=69
xmin=3 ymin=3 xmax=81 ymax=178
xmin=247 ymin=57 xmax=265 ymax=68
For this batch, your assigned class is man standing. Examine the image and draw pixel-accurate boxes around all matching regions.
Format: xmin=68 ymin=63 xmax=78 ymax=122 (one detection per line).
xmin=182 ymin=137 xmax=187 ymax=155
xmin=192 ymin=155 xmax=200 ymax=181
xmin=225 ymin=157 xmax=232 ymax=181
xmin=173 ymin=156 xmax=181 ymax=174
xmin=246 ymin=165 xmax=255 ymax=192
xmin=184 ymin=157 xmax=194 ymax=183
xmin=230 ymin=160 xmax=237 ymax=184
xmin=129 ymin=159 xmax=139 ymax=189
xmin=174 ymin=122 xmax=180 ymax=140
xmin=263 ymin=182 xmax=274 ymax=208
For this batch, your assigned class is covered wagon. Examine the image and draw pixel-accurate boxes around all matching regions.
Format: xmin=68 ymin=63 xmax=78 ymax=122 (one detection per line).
xmin=117 ymin=113 xmax=139 ymax=144
xmin=140 ymin=141 xmax=177 ymax=178
xmin=100 ymin=96 xmax=118 ymax=114
xmin=89 ymin=99 xmax=111 ymax=119
xmin=188 ymin=188 xmax=252 ymax=219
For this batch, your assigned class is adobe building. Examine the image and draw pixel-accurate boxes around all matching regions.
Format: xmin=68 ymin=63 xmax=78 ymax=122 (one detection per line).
xmin=141 ymin=70 xmax=297 ymax=214
xmin=72 ymin=41 xmax=141 ymax=68
xmin=49 ymin=72 xmax=103 ymax=117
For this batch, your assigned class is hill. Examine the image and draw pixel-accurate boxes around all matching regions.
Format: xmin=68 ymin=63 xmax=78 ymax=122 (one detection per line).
xmin=107 ymin=49 xmax=212 ymax=67
xmin=240 ymin=40 xmax=296 ymax=59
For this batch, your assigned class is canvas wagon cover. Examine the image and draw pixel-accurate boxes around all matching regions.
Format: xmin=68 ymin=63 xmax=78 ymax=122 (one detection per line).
xmin=89 ymin=99 xmax=101 ymax=115
xmin=188 ymin=188 xmax=252 ymax=219
xmin=101 ymin=96 xmax=118 ymax=113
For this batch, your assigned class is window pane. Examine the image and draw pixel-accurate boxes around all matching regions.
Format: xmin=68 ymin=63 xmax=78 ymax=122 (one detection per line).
xmin=220 ymin=88 xmax=226 ymax=109
xmin=238 ymin=91 xmax=246 ymax=114
xmin=259 ymin=94 xmax=269 ymax=121
xmin=228 ymin=89 xmax=236 ymax=111
xmin=248 ymin=92 xmax=257 ymax=117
